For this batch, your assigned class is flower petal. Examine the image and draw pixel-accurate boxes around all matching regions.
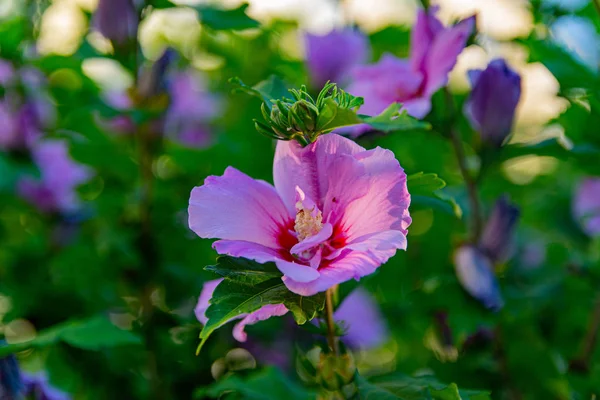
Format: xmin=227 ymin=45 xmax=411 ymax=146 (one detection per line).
xmin=213 ymin=240 xmax=285 ymax=264
xmin=422 ymin=15 xmax=475 ymax=97
xmin=325 ymin=230 xmax=407 ymax=260
xmin=189 ymin=167 xmax=292 ymax=248
xmin=275 ymin=259 xmax=321 ymax=283
xmin=194 ymin=278 xmax=224 ymax=324
xmin=335 ymin=147 xmax=411 ymax=241
xmin=347 ymin=54 xmax=423 ymax=117
xmin=232 ymin=304 xmax=289 ymax=342
xmin=273 ymin=133 xmax=365 ymax=215
xmin=283 ymin=249 xmax=386 ymax=296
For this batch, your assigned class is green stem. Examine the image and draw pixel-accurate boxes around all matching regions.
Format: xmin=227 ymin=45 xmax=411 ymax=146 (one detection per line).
xmin=593 ymin=0 xmax=600 ymax=20
xmin=570 ymin=292 xmax=600 ymax=373
xmin=444 ymin=90 xmax=483 ymax=242
xmin=325 ymin=288 xmax=339 ymax=356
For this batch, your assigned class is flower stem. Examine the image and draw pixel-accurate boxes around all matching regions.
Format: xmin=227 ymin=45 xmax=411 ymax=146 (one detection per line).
xmin=444 ymin=90 xmax=483 ymax=242
xmin=593 ymin=0 xmax=600 ymax=20
xmin=325 ymin=287 xmax=339 ymax=356
xmin=569 ymin=292 xmax=600 ymax=373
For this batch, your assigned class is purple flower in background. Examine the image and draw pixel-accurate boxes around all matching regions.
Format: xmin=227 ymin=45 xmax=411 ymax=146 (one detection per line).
xmin=18 ymin=140 xmax=93 ymax=214
xmin=164 ymin=70 xmax=223 ymax=148
xmin=22 ymin=372 xmax=71 ymax=400
xmin=573 ymin=178 xmax=600 ymax=237
xmin=0 ymin=60 xmax=15 ymax=85
xmin=305 ymin=29 xmax=370 ymax=89
xmin=188 ymin=133 xmax=411 ymax=296
xmin=479 ymin=195 xmax=520 ymax=262
xmin=93 ymin=0 xmax=138 ymax=47
xmin=334 ymin=288 xmax=388 ymax=349
xmin=196 ymin=282 xmax=387 ymax=349
xmin=464 ymin=59 xmax=521 ymax=147
xmin=0 ymin=353 xmax=23 ymax=399
xmin=454 ymin=196 xmax=519 ymax=311
xmin=0 ymin=65 xmax=55 ymax=151
xmin=0 ymin=99 xmax=20 ymax=150
xmin=454 ymin=245 xmax=504 ymax=311
xmin=347 ymin=8 xmax=474 ymax=121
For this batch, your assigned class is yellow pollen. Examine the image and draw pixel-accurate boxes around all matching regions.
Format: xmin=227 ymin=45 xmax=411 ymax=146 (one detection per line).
xmin=294 ymin=201 xmax=323 ymax=241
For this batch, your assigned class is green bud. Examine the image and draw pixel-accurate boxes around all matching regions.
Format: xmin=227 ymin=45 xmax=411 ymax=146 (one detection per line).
xmin=316 ymin=352 xmax=356 ymax=391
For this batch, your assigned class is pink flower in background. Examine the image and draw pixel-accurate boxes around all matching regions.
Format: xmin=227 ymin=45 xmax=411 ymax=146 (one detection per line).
xmin=347 ymin=8 xmax=474 ymax=120
xmin=574 ymin=178 xmax=600 ymax=237
xmin=18 ymin=140 xmax=92 ymax=214
xmin=188 ymin=133 xmax=411 ymax=296
xmin=165 ymin=70 xmax=222 ymax=148
xmin=196 ymin=282 xmax=388 ymax=349
xmin=305 ymin=29 xmax=370 ymax=89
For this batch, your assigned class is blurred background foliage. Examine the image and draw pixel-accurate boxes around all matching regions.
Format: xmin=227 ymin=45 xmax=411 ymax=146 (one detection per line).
xmin=0 ymin=0 xmax=599 ymax=399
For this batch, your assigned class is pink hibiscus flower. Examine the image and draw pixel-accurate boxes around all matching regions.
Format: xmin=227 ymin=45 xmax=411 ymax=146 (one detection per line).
xmin=188 ymin=133 xmax=411 ymax=296
xmin=347 ymin=8 xmax=474 ymax=120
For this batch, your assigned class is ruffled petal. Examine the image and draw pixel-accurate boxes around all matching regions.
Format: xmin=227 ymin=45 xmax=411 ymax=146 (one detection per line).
xmin=232 ymin=304 xmax=289 ymax=342
xmin=189 ymin=167 xmax=292 ymax=248
xmin=325 ymin=230 xmax=407 ymax=261
xmin=273 ymin=133 xmax=365 ymax=215
xmin=283 ymin=249 xmax=387 ymax=296
xmin=335 ymin=147 xmax=411 ymax=241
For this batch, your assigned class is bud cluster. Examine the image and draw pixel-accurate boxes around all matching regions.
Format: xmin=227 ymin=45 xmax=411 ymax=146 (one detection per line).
xmin=254 ymin=82 xmax=363 ymax=146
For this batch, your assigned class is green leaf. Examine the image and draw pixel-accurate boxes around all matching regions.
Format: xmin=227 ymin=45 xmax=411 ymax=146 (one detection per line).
xmin=407 ymin=173 xmax=462 ymax=218
xmin=0 ymin=316 xmax=141 ymax=357
xmin=198 ymin=258 xmax=325 ymax=353
xmin=315 ymin=98 xmax=363 ymax=133
xmin=357 ymin=373 xmax=491 ymax=400
xmin=522 ymin=37 xmax=599 ymax=90
xmin=315 ymin=102 xmax=430 ymax=135
xmin=205 ymin=255 xmax=283 ymax=282
xmin=195 ymin=3 xmax=260 ymax=31
xmin=195 ymin=367 xmax=317 ymax=400
xmin=407 ymin=172 xmax=447 ymax=194
xmin=359 ymin=103 xmax=431 ymax=132
xmin=229 ymin=76 xmax=291 ymax=110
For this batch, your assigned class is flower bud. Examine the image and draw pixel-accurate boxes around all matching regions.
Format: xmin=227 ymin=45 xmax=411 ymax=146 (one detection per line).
xmin=289 ymin=100 xmax=318 ymax=133
xmin=464 ymin=59 xmax=521 ymax=147
xmin=479 ymin=195 xmax=520 ymax=263
xmin=454 ymin=245 xmax=504 ymax=311
xmin=93 ymin=0 xmax=139 ymax=47
xmin=316 ymin=351 xmax=356 ymax=391
xmin=137 ymin=48 xmax=177 ymax=100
